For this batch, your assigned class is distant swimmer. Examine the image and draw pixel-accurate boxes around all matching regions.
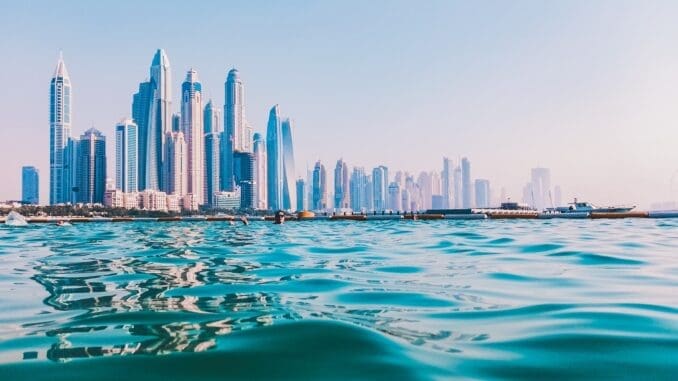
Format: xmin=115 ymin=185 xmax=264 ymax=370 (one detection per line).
xmin=240 ymin=216 xmax=249 ymax=225
xmin=274 ymin=211 xmax=285 ymax=225
xmin=56 ymin=220 xmax=72 ymax=227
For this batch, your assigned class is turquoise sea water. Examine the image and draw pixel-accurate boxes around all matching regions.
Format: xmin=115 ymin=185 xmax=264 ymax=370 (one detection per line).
xmin=0 ymin=219 xmax=677 ymax=380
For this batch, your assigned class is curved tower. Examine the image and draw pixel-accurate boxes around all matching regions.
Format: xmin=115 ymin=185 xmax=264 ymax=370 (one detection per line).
xmin=146 ymin=49 xmax=171 ymax=191
xmin=266 ymin=105 xmax=283 ymax=210
xmin=281 ymin=118 xmax=296 ymax=211
xmin=225 ymin=68 xmax=245 ymax=151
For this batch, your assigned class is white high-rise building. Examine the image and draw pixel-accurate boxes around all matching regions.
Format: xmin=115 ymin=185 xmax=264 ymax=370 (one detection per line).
xmin=181 ymin=69 xmax=205 ymax=206
xmin=50 ymin=53 xmax=72 ymax=204
xmin=225 ymin=68 xmax=246 ymax=152
xmin=253 ymin=133 xmax=267 ymax=210
xmin=115 ymin=119 xmax=138 ymax=193
xmin=164 ymin=131 xmax=188 ymax=197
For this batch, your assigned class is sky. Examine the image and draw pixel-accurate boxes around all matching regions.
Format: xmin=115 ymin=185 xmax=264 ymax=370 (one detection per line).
xmin=1 ymin=0 xmax=678 ymax=208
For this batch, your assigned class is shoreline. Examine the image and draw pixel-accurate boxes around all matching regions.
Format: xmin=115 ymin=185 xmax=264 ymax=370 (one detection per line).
xmin=2 ymin=210 xmax=678 ymax=224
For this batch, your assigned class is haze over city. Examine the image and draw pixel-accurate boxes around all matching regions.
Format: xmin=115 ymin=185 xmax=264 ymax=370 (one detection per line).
xmin=2 ymin=1 xmax=678 ymax=208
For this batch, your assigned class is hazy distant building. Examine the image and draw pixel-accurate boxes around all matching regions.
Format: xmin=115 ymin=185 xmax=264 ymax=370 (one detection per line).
xmin=461 ymin=157 xmax=471 ymax=208
xmin=474 ymin=179 xmax=490 ymax=208
xmin=453 ymin=165 xmax=462 ymax=208
xmin=312 ymin=161 xmax=327 ymax=211
xmin=372 ymin=166 xmax=388 ymax=211
xmin=22 ymin=166 xmax=39 ymax=204
xmin=334 ymin=159 xmax=350 ymax=209
xmin=76 ymin=128 xmax=106 ymax=204
xmin=388 ymin=182 xmax=401 ymax=211
xmin=296 ymin=178 xmax=306 ymax=211
xmin=530 ymin=167 xmax=551 ymax=210
xmin=441 ymin=157 xmax=452 ymax=209
xmin=417 ymin=172 xmax=432 ymax=210
xmin=115 ymin=119 xmax=138 ymax=193
xmin=49 ymin=54 xmax=71 ymax=204
xmin=554 ymin=185 xmax=563 ymax=207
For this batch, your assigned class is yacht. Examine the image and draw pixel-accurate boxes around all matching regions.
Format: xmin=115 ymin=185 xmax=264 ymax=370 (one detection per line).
xmin=555 ymin=199 xmax=635 ymax=213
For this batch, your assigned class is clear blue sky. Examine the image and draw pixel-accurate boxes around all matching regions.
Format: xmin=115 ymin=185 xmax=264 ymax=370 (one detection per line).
xmin=2 ymin=0 xmax=678 ymax=207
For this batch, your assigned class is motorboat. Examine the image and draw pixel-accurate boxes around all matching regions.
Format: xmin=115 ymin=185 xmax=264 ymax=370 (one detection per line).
xmin=5 ymin=211 xmax=29 ymax=227
xmin=555 ymin=199 xmax=635 ymax=213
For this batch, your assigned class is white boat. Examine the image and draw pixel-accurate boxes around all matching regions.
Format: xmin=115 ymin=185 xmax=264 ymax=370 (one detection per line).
xmin=555 ymin=199 xmax=635 ymax=214
xmin=5 ymin=211 xmax=29 ymax=227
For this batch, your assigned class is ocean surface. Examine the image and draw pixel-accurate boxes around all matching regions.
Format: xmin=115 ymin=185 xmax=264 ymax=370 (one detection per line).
xmin=0 ymin=219 xmax=677 ymax=380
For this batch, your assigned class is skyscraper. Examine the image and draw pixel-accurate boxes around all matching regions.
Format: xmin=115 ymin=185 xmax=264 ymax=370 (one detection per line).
xmin=204 ymin=132 xmax=220 ymax=206
xmin=334 ymin=159 xmax=350 ymax=209
xmin=115 ymin=119 xmax=138 ymax=193
xmin=76 ymin=128 xmax=106 ymax=204
xmin=62 ymin=137 xmax=79 ymax=204
xmin=453 ymin=165 xmax=462 ymax=208
xmin=253 ymin=133 xmax=267 ymax=210
xmin=417 ymin=171 xmax=433 ymax=210
xmin=132 ymin=81 xmax=151 ymax=191
xmin=372 ymin=166 xmax=388 ymax=211
xmin=225 ymin=69 xmax=246 ymax=152
xmin=146 ymin=49 xmax=172 ymax=191
xmin=281 ymin=118 xmax=296 ymax=211
xmin=530 ymin=167 xmax=552 ymax=210
xmin=312 ymin=161 xmax=327 ymax=211
xmin=474 ymin=179 xmax=490 ymax=208
xmin=441 ymin=157 xmax=452 ymax=209
xmin=296 ymin=178 xmax=306 ymax=211
xmin=388 ymin=182 xmax=401 ymax=212
xmin=171 ymin=113 xmax=181 ymax=133
xmin=234 ymin=151 xmax=255 ymax=209
xmin=181 ymin=69 xmax=205 ymax=206
xmin=350 ymin=167 xmax=367 ymax=211
xmin=22 ymin=166 xmax=39 ymax=204
xmin=204 ymin=100 xmax=221 ymax=134
xmin=49 ymin=53 xmax=71 ymax=205
xmin=164 ymin=131 xmax=188 ymax=197
xmin=266 ymin=105 xmax=283 ymax=210
xmin=461 ymin=157 xmax=472 ymax=208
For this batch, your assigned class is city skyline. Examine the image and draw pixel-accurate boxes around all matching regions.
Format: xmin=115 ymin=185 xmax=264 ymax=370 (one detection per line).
xmin=3 ymin=2 xmax=678 ymax=208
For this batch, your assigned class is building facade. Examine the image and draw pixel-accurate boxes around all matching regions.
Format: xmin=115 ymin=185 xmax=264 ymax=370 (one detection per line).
xmin=181 ymin=69 xmax=205 ymax=206
xmin=76 ymin=128 xmax=106 ymax=204
xmin=115 ymin=119 xmax=138 ymax=192
xmin=49 ymin=54 xmax=71 ymax=204
xmin=22 ymin=166 xmax=39 ymax=204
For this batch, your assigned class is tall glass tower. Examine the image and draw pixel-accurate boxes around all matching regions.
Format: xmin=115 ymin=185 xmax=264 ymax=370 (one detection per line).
xmin=49 ymin=53 xmax=71 ymax=204
xmin=76 ymin=128 xmax=106 ymax=204
xmin=461 ymin=157 xmax=472 ymax=208
xmin=132 ymin=81 xmax=151 ymax=191
xmin=115 ymin=119 xmax=138 ymax=192
xmin=281 ymin=118 xmax=296 ymax=211
xmin=266 ymin=105 xmax=283 ymax=210
xmin=334 ymin=159 xmax=350 ymax=209
xmin=147 ymin=49 xmax=171 ymax=191
xmin=181 ymin=69 xmax=204 ymax=206
xmin=22 ymin=166 xmax=39 ymax=205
